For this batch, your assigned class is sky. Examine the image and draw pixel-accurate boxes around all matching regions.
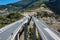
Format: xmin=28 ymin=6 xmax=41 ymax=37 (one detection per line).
xmin=0 ymin=0 xmax=20 ymax=5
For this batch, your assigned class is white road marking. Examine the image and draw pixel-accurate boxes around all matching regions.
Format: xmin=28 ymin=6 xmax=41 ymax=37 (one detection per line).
xmin=37 ymin=26 xmax=48 ymax=40
xmin=44 ymin=28 xmax=60 ymax=40
xmin=36 ymin=19 xmax=39 ymax=21
xmin=36 ymin=19 xmax=47 ymax=27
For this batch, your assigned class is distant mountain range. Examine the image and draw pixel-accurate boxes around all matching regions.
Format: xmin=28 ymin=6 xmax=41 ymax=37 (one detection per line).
xmin=0 ymin=0 xmax=60 ymax=15
xmin=0 ymin=0 xmax=38 ymax=12
xmin=0 ymin=0 xmax=50 ymax=12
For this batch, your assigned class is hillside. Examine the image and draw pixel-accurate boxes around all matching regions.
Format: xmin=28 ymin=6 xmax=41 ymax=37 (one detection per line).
xmin=25 ymin=0 xmax=48 ymax=10
xmin=0 ymin=0 xmax=60 ymax=13
xmin=0 ymin=0 xmax=49 ymax=28
xmin=0 ymin=0 xmax=38 ymax=11
xmin=46 ymin=0 xmax=60 ymax=15
xmin=0 ymin=12 xmax=23 ymax=28
xmin=0 ymin=0 xmax=49 ymax=12
xmin=0 ymin=0 xmax=60 ymax=29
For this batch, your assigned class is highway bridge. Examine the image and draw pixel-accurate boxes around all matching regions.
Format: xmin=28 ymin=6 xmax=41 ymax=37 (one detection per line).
xmin=32 ymin=17 xmax=60 ymax=40
xmin=0 ymin=16 xmax=60 ymax=40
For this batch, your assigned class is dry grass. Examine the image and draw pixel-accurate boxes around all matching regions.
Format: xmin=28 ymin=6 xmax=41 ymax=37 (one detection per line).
xmin=20 ymin=32 xmax=24 ymax=40
xmin=51 ymin=24 xmax=60 ymax=31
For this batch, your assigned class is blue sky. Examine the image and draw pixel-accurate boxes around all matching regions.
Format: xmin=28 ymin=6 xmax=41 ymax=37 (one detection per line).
xmin=0 ymin=0 xmax=20 ymax=5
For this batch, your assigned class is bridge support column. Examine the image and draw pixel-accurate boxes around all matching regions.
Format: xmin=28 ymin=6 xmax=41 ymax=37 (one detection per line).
xmin=24 ymin=23 xmax=28 ymax=40
xmin=33 ymin=23 xmax=36 ymax=40
xmin=24 ymin=17 xmax=31 ymax=40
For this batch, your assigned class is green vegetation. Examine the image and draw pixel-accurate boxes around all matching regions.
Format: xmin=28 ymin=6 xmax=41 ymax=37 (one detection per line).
xmin=0 ymin=0 xmax=38 ymax=10
xmin=0 ymin=12 xmax=23 ymax=28
xmin=0 ymin=0 xmax=60 ymax=28
xmin=36 ymin=12 xmax=60 ymax=19
xmin=46 ymin=0 xmax=60 ymax=15
xmin=25 ymin=0 xmax=49 ymax=10
xmin=28 ymin=28 xmax=34 ymax=40
xmin=28 ymin=28 xmax=39 ymax=40
xmin=0 ymin=0 xmax=49 ymax=11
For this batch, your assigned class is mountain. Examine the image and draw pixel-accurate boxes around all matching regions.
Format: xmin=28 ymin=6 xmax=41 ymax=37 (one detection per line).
xmin=0 ymin=0 xmax=38 ymax=12
xmin=25 ymin=0 xmax=49 ymax=10
xmin=0 ymin=0 xmax=59 ymax=14
xmin=0 ymin=0 xmax=50 ymax=12
xmin=45 ymin=0 xmax=60 ymax=15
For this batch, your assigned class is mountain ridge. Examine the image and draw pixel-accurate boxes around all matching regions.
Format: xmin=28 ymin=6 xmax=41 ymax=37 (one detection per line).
xmin=0 ymin=0 xmax=38 ymax=10
xmin=0 ymin=0 xmax=60 ymax=15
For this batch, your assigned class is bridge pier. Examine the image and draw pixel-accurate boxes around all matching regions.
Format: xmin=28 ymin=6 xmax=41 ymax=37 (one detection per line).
xmin=24 ymin=23 xmax=28 ymax=40
xmin=24 ymin=17 xmax=31 ymax=40
xmin=33 ymin=23 xmax=36 ymax=40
